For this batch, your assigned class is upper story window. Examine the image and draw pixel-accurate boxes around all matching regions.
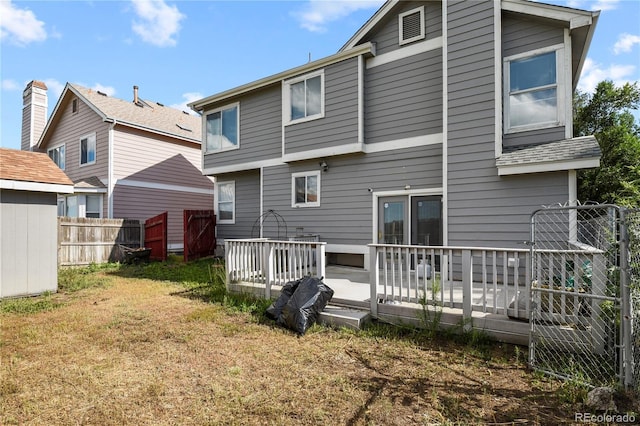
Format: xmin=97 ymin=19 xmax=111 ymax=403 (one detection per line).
xmin=292 ymin=171 xmax=320 ymax=208
xmin=216 ymin=181 xmax=235 ymax=224
xmin=72 ymin=98 xmax=78 ymax=113
xmin=399 ymin=6 xmax=425 ymax=45
xmin=504 ymin=47 xmax=564 ymax=133
xmin=206 ymin=103 xmax=239 ymax=153
xmin=48 ymin=144 xmax=65 ymax=170
xmin=80 ymin=133 xmax=96 ymax=166
xmin=283 ymin=70 xmax=325 ymax=125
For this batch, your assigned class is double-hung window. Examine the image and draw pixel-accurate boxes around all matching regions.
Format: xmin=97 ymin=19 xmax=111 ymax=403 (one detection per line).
xmin=205 ymin=103 xmax=239 ymax=152
xmin=284 ymin=70 xmax=324 ymax=125
xmin=48 ymin=144 xmax=65 ymax=170
xmin=216 ymin=181 xmax=235 ymax=224
xmin=80 ymin=133 xmax=96 ymax=165
xmin=292 ymin=171 xmax=320 ymax=208
xmin=504 ymin=47 xmax=564 ymax=133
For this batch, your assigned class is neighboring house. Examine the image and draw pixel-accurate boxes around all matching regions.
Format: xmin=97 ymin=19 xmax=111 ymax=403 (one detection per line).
xmin=0 ymin=148 xmax=73 ymax=297
xmin=189 ymin=0 xmax=601 ymax=268
xmin=23 ymin=81 xmax=215 ymax=251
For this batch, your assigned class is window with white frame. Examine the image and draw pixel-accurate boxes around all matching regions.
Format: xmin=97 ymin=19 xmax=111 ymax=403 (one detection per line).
xmin=399 ymin=6 xmax=425 ymax=45
xmin=63 ymin=195 xmax=102 ymax=218
xmin=48 ymin=144 xmax=65 ymax=170
xmin=205 ymin=104 xmax=239 ymax=153
xmin=292 ymin=171 xmax=320 ymax=208
xmin=80 ymin=133 xmax=96 ymax=165
xmin=284 ymin=70 xmax=324 ymax=125
xmin=216 ymin=181 xmax=235 ymax=223
xmin=504 ymin=47 xmax=564 ymax=133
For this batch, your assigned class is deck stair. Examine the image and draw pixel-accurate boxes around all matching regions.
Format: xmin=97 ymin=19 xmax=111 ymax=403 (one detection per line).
xmin=318 ymin=305 xmax=370 ymax=330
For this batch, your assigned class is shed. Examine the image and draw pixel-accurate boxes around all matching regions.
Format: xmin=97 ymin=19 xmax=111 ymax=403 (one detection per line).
xmin=0 ymin=148 xmax=73 ymax=298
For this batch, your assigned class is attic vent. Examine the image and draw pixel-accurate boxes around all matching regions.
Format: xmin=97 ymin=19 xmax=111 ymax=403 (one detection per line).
xmin=399 ymin=6 xmax=425 ymax=45
xmin=176 ymin=124 xmax=192 ymax=132
xmin=97 ymin=91 xmax=107 ymax=96
xmin=157 ymin=102 xmax=164 ymax=107
xmin=182 ymin=111 xmax=190 ymax=115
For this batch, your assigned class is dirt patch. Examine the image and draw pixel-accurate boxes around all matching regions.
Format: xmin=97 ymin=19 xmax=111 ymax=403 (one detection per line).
xmin=0 ymin=274 xmax=633 ymax=425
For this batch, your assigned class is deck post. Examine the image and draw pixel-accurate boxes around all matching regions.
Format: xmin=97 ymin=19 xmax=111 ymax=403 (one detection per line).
xmin=264 ymin=242 xmax=274 ymax=299
xmin=317 ymin=243 xmax=326 ymax=279
xmin=224 ymin=240 xmax=231 ymax=292
xmin=369 ymin=245 xmax=378 ymax=318
xmin=462 ymin=249 xmax=472 ymax=332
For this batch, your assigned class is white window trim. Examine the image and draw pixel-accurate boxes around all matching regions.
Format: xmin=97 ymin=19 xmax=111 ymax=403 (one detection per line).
xmin=215 ymin=180 xmax=236 ymax=224
xmin=204 ymin=102 xmax=240 ymax=154
xmin=79 ymin=132 xmax=97 ymax=166
xmin=85 ymin=194 xmax=103 ymax=218
xmin=63 ymin=194 xmax=103 ymax=218
xmin=399 ymin=6 xmax=425 ymax=46
xmin=47 ymin=143 xmax=66 ymax=170
xmin=503 ymin=44 xmax=565 ymax=134
xmin=291 ymin=170 xmax=321 ymax=208
xmin=282 ymin=69 xmax=325 ymax=126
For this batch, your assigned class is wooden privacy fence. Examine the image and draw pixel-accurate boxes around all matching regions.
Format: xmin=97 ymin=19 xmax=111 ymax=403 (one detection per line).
xmin=145 ymin=212 xmax=168 ymax=261
xmin=184 ymin=210 xmax=216 ymax=262
xmin=58 ymin=217 xmax=143 ymax=266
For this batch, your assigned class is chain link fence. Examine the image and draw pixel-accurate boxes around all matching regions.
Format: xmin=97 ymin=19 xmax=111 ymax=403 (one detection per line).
xmin=529 ymin=205 xmax=623 ymax=388
xmin=625 ymin=209 xmax=640 ymax=393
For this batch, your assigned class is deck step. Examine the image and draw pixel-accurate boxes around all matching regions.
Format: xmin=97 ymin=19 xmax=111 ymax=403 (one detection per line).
xmin=319 ymin=305 xmax=370 ymax=330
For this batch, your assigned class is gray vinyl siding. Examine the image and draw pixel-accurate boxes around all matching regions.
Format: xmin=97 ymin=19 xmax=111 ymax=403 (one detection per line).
xmin=359 ymin=1 xmax=442 ymax=55
xmin=502 ymin=13 xmax=564 ymax=58
xmin=112 ymin=185 xmax=214 ymax=247
xmin=203 ymin=85 xmax=282 ymax=170
xmin=215 ymin=170 xmax=260 ymax=241
xmin=284 ymin=58 xmax=359 ymax=154
xmin=447 ymin=0 xmax=570 ymax=248
xmin=365 ymin=49 xmax=443 ymax=144
xmin=1 ymin=190 xmax=58 ymax=298
xmin=262 ymin=146 xmax=442 ymax=245
xmin=502 ymin=13 xmax=567 ymax=146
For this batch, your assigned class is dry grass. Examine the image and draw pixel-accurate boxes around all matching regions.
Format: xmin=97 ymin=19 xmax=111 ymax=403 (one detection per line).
xmin=0 ymin=262 xmax=634 ymax=425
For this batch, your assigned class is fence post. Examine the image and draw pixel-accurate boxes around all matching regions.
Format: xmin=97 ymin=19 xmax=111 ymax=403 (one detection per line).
xmin=620 ymin=209 xmax=633 ymax=389
xmin=591 ymin=253 xmax=606 ymax=355
xmin=462 ymin=249 xmax=473 ymax=332
xmin=370 ymin=245 xmax=378 ymax=319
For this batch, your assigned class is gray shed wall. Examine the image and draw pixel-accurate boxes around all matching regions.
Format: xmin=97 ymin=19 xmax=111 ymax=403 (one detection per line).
xmin=0 ymin=190 xmax=58 ymax=298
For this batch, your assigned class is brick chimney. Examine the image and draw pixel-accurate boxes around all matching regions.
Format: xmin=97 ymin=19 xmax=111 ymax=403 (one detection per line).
xmin=21 ymin=80 xmax=48 ymax=151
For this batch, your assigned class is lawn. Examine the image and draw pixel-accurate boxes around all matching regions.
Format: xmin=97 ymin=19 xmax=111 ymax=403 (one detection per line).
xmin=0 ymin=258 xmax=634 ymax=425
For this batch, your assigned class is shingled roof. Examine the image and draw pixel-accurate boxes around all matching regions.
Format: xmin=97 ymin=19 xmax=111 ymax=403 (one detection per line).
xmin=0 ymin=148 xmax=73 ymax=193
xmin=496 ymin=136 xmax=601 ymax=175
xmin=40 ymin=83 xmax=201 ymax=147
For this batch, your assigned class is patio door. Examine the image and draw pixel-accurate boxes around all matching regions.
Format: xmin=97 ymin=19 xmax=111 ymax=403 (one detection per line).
xmin=377 ymin=195 xmax=442 ymax=246
xmin=378 ymin=197 xmax=408 ymax=244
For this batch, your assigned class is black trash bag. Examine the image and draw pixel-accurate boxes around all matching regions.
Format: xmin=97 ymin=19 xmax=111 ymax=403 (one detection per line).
xmin=279 ymin=276 xmax=334 ymax=335
xmin=265 ymin=278 xmax=302 ymax=320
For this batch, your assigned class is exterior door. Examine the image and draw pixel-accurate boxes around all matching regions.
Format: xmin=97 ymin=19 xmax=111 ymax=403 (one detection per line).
xmin=378 ymin=197 xmax=408 ymax=244
xmin=411 ymin=196 xmax=442 ymax=246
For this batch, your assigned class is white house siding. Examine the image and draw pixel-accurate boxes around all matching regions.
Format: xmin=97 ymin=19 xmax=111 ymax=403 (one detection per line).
xmin=262 ymin=146 xmax=442 ymax=246
xmin=446 ymin=0 xmax=570 ymax=248
xmin=203 ymin=85 xmax=282 ymax=170
xmin=1 ymin=190 xmax=58 ymax=297
xmin=284 ymin=58 xmax=359 ymax=154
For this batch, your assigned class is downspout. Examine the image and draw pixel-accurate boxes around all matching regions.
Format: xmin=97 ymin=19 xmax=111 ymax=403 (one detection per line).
xmin=105 ymin=118 xmax=116 ymax=218
xmin=442 ymin=0 xmax=449 ymax=246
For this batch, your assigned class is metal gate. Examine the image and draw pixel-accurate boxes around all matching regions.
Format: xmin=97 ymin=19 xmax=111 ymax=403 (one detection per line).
xmin=529 ymin=204 xmax=634 ymax=389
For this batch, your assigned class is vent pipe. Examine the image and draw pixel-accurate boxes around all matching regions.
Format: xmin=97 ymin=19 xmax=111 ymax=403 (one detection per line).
xmin=133 ymin=85 xmax=139 ymax=104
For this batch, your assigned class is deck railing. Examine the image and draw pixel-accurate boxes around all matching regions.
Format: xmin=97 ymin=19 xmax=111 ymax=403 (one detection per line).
xmin=225 ymin=239 xmax=326 ymax=299
xmin=368 ymin=244 xmax=608 ymax=326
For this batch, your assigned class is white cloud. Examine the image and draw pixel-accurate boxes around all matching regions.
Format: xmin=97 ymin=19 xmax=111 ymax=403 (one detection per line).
xmin=169 ymin=92 xmax=203 ymax=114
xmin=613 ymin=33 xmax=640 ymax=55
xmin=565 ymin=0 xmax=620 ymax=11
xmin=578 ymin=57 xmax=636 ymax=92
xmin=0 ymin=0 xmax=47 ymax=46
xmin=131 ymin=0 xmax=185 ymax=47
xmin=293 ymin=0 xmax=383 ymax=33
xmin=91 ymin=83 xmax=117 ymax=97
xmin=1 ymin=79 xmax=20 ymax=91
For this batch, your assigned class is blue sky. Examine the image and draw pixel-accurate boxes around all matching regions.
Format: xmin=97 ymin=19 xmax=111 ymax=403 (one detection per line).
xmin=1 ymin=0 xmax=639 ymax=151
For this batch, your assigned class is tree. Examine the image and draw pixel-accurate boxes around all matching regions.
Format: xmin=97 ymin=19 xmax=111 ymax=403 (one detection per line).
xmin=575 ymin=80 xmax=640 ymax=207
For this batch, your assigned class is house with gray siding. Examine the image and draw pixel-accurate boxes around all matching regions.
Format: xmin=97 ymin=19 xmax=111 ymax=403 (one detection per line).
xmin=189 ymin=0 xmax=601 ymax=268
xmin=25 ymin=81 xmax=215 ymax=251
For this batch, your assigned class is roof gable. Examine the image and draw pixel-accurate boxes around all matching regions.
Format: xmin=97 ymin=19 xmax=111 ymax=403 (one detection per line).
xmin=38 ymin=83 xmax=202 ymax=150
